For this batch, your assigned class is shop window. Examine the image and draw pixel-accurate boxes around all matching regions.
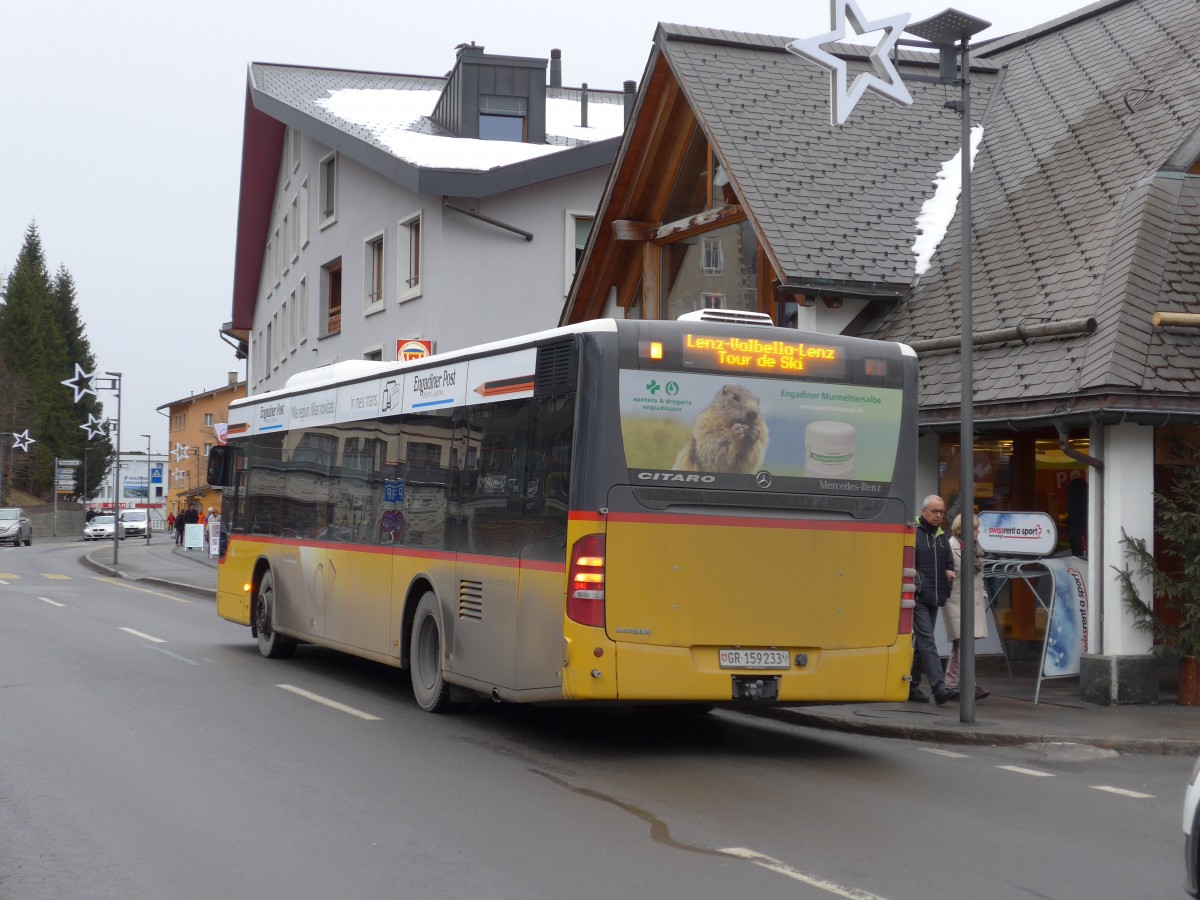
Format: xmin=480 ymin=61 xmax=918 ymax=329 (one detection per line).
xmin=662 ymin=219 xmax=759 ymax=320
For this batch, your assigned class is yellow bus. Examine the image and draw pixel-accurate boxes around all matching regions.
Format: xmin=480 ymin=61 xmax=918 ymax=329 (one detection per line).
xmin=208 ymin=312 xmax=918 ymax=711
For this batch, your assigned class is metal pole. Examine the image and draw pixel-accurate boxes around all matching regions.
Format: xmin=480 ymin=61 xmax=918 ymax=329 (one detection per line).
xmin=142 ymin=434 xmax=152 ymax=544
xmin=958 ymin=38 xmax=976 ymax=723
xmin=0 ymin=433 xmax=6 ymax=506
xmin=108 ymin=372 xmax=122 ymax=566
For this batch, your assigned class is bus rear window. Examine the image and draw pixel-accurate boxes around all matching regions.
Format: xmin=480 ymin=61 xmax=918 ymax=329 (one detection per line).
xmin=618 ymin=369 xmax=902 ymax=495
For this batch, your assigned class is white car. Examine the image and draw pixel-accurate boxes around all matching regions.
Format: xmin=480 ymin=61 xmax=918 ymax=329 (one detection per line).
xmin=1187 ymin=754 xmax=1200 ymax=897
xmin=120 ymin=509 xmax=149 ymax=538
xmin=83 ymin=515 xmax=124 ymax=541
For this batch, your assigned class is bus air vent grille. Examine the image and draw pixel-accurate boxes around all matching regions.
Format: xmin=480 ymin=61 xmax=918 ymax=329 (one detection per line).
xmin=535 ymin=339 xmax=577 ymax=394
xmin=458 ymin=580 xmax=484 ymax=620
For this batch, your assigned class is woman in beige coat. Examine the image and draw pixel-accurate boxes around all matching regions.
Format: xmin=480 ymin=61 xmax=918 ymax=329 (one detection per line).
xmin=945 ymin=513 xmax=989 ymax=700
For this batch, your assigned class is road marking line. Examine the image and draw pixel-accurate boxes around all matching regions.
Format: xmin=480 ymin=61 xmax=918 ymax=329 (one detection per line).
xmin=147 ymin=646 xmax=199 ymax=666
xmin=1091 ymin=785 xmax=1154 ymax=799
xmin=721 ymin=848 xmax=888 ymax=899
xmin=38 ymin=597 xmax=66 ymax=607
xmin=120 ymin=627 xmax=167 ymax=644
xmin=42 ymin=574 xmax=71 ymax=580
xmin=997 ymin=765 xmax=1055 ymax=778
xmin=923 ymin=748 xmax=970 ymax=758
xmin=90 ymin=576 xmax=191 ymax=603
xmin=0 ymin=573 xmax=17 ymax=580
xmin=276 ymin=684 xmax=382 ymax=721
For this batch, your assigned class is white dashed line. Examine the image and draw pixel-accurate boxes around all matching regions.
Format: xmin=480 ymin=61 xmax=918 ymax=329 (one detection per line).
xmin=923 ymin=748 xmax=970 ymax=759
xmin=721 ymin=848 xmax=888 ymax=899
xmin=39 ymin=597 xmax=66 ymax=607
xmin=119 ymin=627 xmax=167 ymax=644
xmin=276 ymin=684 xmax=382 ymax=721
xmin=1091 ymin=785 xmax=1154 ymax=799
xmin=996 ymin=765 xmax=1055 ymax=778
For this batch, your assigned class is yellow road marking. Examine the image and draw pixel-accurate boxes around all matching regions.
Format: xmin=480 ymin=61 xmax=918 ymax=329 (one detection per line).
xmin=0 ymin=573 xmax=18 ymax=580
xmin=90 ymin=576 xmax=191 ymax=604
xmin=42 ymin=573 xmax=71 ymax=580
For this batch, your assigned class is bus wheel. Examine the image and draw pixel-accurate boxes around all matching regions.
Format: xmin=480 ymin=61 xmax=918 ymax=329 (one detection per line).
xmin=255 ymin=570 xmax=296 ymax=660
xmin=410 ymin=592 xmax=451 ymax=712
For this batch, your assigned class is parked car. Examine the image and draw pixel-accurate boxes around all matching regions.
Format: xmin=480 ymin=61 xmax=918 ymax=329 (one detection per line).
xmin=83 ymin=515 xmax=124 ymax=541
xmin=120 ymin=509 xmax=149 ymax=538
xmin=0 ymin=507 xmax=32 ymax=546
xmin=1187 ymin=753 xmax=1200 ymax=897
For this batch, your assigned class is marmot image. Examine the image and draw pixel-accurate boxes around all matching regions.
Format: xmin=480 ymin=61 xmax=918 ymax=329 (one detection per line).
xmin=673 ymin=383 xmax=770 ymax=474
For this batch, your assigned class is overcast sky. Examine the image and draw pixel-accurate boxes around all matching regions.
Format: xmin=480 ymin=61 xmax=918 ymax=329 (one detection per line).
xmin=2 ymin=0 xmax=1095 ymax=447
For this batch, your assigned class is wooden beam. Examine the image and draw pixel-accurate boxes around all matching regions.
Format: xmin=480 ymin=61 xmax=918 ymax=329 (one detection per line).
xmin=612 ymin=220 xmax=655 ymax=241
xmin=651 ymin=205 xmax=744 ymax=243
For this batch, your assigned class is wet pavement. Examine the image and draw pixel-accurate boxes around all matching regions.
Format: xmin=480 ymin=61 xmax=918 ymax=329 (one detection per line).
xmin=78 ymin=535 xmax=1200 ymax=757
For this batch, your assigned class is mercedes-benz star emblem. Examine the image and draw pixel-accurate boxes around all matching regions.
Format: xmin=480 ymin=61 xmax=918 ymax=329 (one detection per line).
xmin=755 ymin=471 xmax=773 ymax=489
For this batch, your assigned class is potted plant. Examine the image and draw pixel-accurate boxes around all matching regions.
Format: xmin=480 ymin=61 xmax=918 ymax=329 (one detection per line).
xmin=1115 ymin=461 xmax=1200 ymax=706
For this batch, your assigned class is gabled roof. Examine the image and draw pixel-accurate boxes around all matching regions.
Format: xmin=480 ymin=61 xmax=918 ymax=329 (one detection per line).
xmin=231 ymin=57 xmax=626 ymax=332
xmin=871 ymin=0 xmax=1200 ymax=424
xmin=563 ymin=22 xmax=996 ymax=322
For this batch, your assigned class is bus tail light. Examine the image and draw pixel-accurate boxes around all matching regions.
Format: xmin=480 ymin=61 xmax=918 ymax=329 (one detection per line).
xmin=899 ymin=545 xmax=916 ymax=635
xmin=567 ymin=534 xmax=606 ymax=628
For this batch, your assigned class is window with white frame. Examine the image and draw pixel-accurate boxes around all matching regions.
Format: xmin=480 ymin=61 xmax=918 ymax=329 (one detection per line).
xmin=298 ymin=277 xmax=308 ymax=343
xmin=398 ymin=213 xmax=422 ymax=301
xmin=365 ymin=232 xmax=385 ymax=311
xmin=289 ymin=289 xmax=298 ymax=348
xmin=289 ymin=127 xmax=301 ymax=174
xmin=564 ymin=211 xmax=594 ymax=295
xmin=701 ymin=292 xmax=727 ymax=309
xmin=289 ymin=196 xmax=299 ymax=262
xmin=702 ymin=235 xmax=724 ymax=275
xmin=281 ymin=215 xmax=290 ymax=275
xmin=280 ymin=301 xmax=289 ymax=362
xmin=321 ymin=258 xmax=342 ymax=336
xmin=204 ymin=413 xmax=214 ymax=427
xmin=300 ymin=177 xmax=310 ymax=248
xmin=319 ymin=153 xmax=337 ymax=226
xmin=271 ymin=313 xmax=280 ymax=367
xmin=363 ymin=347 xmax=382 ymax=361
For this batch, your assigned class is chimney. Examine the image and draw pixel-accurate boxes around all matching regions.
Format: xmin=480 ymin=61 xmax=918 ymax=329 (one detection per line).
xmin=581 ymin=83 xmax=588 ymax=128
xmin=550 ymin=48 xmax=561 ymax=88
xmin=624 ymin=80 xmax=637 ymax=125
xmin=228 ymin=371 xmax=238 ymax=385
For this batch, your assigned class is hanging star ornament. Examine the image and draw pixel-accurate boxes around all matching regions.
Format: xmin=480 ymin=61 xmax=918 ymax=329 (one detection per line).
xmin=80 ymin=413 xmax=110 ymax=440
xmin=172 ymin=469 xmax=188 ymax=483
xmin=61 ymin=363 xmax=98 ymax=403
xmin=11 ymin=430 xmax=35 ymax=452
xmin=786 ymin=0 xmax=913 ymax=126
xmin=172 ymin=443 xmax=191 ymax=462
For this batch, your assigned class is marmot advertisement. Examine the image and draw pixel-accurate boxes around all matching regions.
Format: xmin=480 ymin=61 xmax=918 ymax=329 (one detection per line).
xmin=619 ymin=369 xmax=902 ymax=493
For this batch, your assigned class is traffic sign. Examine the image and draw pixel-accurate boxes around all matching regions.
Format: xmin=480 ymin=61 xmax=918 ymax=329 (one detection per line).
xmin=58 ymin=459 xmax=81 ymax=467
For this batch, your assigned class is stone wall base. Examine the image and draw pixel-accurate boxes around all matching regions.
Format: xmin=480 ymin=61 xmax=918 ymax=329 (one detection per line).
xmin=1080 ymin=653 xmax=1159 ymax=705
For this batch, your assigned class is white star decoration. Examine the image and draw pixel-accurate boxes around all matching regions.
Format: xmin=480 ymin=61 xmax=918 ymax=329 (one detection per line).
xmin=11 ymin=430 xmax=35 ymax=452
xmin=172 ymin=443 xmax=191 ymax=462
xmin=61 ymin=363 xmax=98 ymax=403
xmin=786 ymin=0 xmax=913 ymax=126
xmin=172 ymin=469 xmax=188 ymax=483
xmin=80 ymin=413 xmax=110 ymax=440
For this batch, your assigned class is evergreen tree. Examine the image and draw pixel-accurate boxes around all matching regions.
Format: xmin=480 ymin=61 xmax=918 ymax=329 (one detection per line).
xmin=0 ymin=222 xmax=111 ymax=500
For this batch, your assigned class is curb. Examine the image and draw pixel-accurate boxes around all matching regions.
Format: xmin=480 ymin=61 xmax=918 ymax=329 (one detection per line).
xmin=80 ymin=550 xmax=215 ymax=600
xmin=741 ymin=705 xmax=1200 ymax=757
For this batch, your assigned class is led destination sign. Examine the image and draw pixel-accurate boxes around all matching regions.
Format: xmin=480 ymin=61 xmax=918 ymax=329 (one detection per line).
xmin=682 ymin=333 xmax=843 ymax=375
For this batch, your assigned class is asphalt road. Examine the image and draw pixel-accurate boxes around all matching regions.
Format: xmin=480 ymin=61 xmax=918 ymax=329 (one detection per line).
xmin=1 ymin=539 xmax=1192 ymax=899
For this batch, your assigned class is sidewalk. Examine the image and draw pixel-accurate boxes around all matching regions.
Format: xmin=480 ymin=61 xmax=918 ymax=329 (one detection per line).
xmin=81 ymin=533 xmax=217 ymax=600
xmin=79 ymin=538 xmax=1200 ymax=756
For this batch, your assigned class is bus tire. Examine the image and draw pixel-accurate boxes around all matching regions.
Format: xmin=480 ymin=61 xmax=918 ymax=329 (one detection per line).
xmin=255 ymin=570 xmax=296 ymax=660
xmin=410 ymin=591 xmax=451 ymax=712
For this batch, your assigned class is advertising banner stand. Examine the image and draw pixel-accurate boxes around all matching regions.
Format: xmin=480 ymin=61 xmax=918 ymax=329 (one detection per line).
xmin=978 ymin=512 xmax=1088 ymax=704
xmin=183 ymin=523 xmax=204 ymax=551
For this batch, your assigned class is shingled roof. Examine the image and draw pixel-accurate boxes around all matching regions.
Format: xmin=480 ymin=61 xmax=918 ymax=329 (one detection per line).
xmin=868 ymin=0 xmax=1200 ymax=426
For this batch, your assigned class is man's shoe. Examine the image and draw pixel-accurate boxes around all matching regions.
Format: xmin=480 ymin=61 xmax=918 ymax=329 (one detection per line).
xmin=974 ymin=685 xmax=990 ymax=700
xmin=908 ymin=689 xmax=930 ymax=703
xmin=934 ymin=689 xmax=959 ymax=706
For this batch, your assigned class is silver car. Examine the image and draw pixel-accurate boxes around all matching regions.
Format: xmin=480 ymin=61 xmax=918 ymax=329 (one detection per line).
xmin=0 ymin=507 xmax=32 ymax=546
xmin=83 ymin=515 xmax=124 ymax=541
xmin=1187 ymin=754 xmax=1200 ymax=897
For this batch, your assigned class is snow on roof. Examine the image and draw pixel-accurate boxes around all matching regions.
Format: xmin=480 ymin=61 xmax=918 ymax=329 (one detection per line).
xmin=912 ymin=125 xmax=984 ymax=277
xmin=315 ymin=88 xmax=626 ymax=172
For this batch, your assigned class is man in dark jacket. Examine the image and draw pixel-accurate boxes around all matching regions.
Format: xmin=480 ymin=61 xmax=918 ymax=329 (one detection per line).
xmin=909 ymin=494 xmax=958 ymax=705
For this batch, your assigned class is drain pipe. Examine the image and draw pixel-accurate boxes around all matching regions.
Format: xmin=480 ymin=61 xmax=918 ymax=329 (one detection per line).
xmin=442 ymin=198 xmax=533 ymax=241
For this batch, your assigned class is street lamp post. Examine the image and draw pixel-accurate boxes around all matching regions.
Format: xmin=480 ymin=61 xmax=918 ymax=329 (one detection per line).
xmin=141 ymin=434 xmax=152 ymax=544
xmin=904 ymin=8 xmax=992 ymax=723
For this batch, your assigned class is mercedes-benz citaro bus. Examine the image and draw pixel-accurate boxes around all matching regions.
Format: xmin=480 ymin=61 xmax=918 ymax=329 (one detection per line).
xmin=208 ymin=311 xmax=918 ymax=711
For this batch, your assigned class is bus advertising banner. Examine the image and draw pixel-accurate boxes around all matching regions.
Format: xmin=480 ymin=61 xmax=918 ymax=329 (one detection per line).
xmin=618 ymin=369 xmax=902 ymax=494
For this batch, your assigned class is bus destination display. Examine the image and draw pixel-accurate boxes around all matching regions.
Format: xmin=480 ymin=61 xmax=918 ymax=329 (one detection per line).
xmin=682 ymin=333 xmax=844 ymax=376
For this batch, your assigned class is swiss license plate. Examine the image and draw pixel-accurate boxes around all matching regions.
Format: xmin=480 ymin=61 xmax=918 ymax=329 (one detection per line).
xmin=718 ymin=648 xmax=790 ymax=669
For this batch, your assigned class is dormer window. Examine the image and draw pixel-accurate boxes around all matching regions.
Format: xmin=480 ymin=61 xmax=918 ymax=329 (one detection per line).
xmin=479 ymin=95 xmax=527 ymax=142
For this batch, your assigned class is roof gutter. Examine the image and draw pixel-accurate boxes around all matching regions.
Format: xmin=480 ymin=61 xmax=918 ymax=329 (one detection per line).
xmin=908 ymin=317 xmax=1096 ymax=353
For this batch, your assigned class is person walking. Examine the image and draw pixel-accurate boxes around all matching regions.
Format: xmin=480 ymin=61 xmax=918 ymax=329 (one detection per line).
xmin=909 ymin=494 xmax=958 ymax=705
xmin=944 ymin=513 xmax=990 ymax=701
xmin=174 ymin=508 xmax=186 ymax=546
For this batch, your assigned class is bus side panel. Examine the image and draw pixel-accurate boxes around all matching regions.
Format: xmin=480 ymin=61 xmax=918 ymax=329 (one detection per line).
xmin=324 ymin=544 xmax=392 ymax=657
xmin=514 ymin=560 xmax=567 ymax=691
